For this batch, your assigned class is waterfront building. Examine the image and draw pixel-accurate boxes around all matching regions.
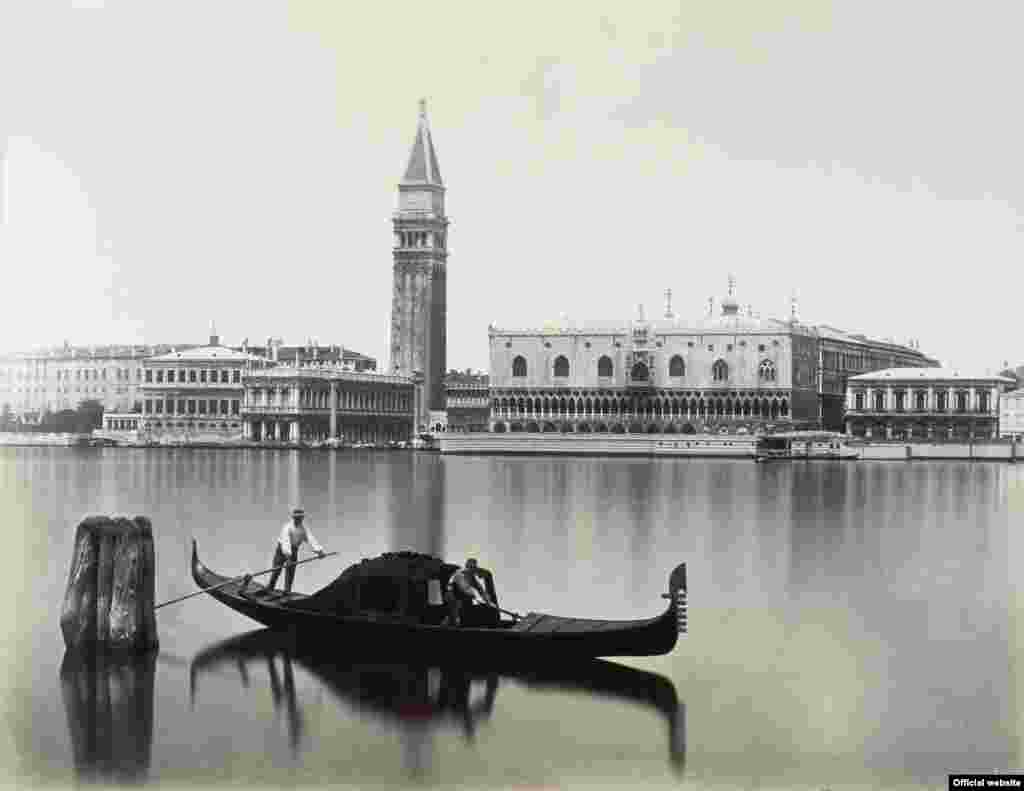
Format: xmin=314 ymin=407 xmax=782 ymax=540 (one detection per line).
xmin=241 ymin=365 xmax=417 ymax=444
xmin=844 ymin=368 xmax=1014 ymax=440
xmin=0 ymin=331 xmax=376 ymax=427
xmin=138 ymin=329 xmax=269 ymax=443
xmin=0 ymin=342 xmax=191 ymax=419
xmin=389 ymin=100 xmax=448 ymax=434
xmin=814 ymin=326 xmax=938 ymax=430
xmin=488 ymin=280 xmax=936 ymax=435
xmin=97 ymin=412 xmax=143 ymax=443
xmin=242 ymin=337 xmax=377 ymax=371
xmin=999 ymin=389 xmax=1024 ymax=439
xmin=444 ymin=370 xmax=490 ymax=433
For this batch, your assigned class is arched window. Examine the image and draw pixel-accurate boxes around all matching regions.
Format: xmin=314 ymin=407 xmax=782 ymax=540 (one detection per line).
xmin=631 ymin=362 xmax=649 ymax=381
xmin=712 ymin=359 xmax=729 ymax=382
xmin=669 ymin=355 xmax=685 ymax=377
xmin=759 ymin=360 xmax=776 ymax=381
xmin=512 ymin=356 xmax=527 ymax=378
xmin=553 ymin=355 xmax=570 ymax=377
xmin=598 ymin=355 xmax=613 ymax=378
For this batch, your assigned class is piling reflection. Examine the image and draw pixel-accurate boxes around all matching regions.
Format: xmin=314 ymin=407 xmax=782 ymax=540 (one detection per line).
xmin=59 ymin=650 xmax=156 ymax=784
xmin=189 ymin=630 xmax=685 ymax=777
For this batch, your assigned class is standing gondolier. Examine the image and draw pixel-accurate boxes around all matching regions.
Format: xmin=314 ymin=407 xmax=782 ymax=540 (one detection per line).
xmin=265 ymin=507 xmax=326 ymax=594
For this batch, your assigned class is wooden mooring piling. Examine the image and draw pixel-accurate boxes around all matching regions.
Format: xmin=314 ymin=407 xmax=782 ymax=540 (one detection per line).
xmin=60 ymin=515 xmax=158 ymax=654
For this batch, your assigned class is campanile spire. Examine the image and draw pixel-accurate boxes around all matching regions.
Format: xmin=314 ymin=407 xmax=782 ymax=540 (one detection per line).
xmin=390 ymin=100 xmax=449 ymax=434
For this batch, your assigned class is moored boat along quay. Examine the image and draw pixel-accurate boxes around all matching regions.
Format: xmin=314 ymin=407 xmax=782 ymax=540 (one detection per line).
xmin=2 ymin=430 xmax=1020 ymax=460
xmin=437 ymin=432 xmax=1023 ymax=461
xmin=0 ymin=432 xmax=430 ymax=451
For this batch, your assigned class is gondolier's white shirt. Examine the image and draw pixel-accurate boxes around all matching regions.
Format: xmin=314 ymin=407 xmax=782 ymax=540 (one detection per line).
xmin=278 ymin=521 xmax=323 ymax=557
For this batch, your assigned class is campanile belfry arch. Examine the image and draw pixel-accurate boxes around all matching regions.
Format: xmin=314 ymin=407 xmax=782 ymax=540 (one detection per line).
xmin=390 ymin=99 xmax=448 ymax=432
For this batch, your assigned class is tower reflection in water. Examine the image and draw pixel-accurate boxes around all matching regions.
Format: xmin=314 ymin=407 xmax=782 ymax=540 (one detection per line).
xmin=189 ymin=630 xmax=686 ymax=778
xmin=60 ymin=650 xmax=156 ymax=784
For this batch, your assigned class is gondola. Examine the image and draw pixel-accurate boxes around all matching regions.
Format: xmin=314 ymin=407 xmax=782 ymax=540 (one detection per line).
xmin=191 ymin=541 xmax=688 ymax=659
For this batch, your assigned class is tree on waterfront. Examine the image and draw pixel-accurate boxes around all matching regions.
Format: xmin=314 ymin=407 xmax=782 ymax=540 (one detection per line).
xmin=75 ymin=399 xmax=105 ymax=433
xmin=48 ymin=410 xmax=79 ymax=433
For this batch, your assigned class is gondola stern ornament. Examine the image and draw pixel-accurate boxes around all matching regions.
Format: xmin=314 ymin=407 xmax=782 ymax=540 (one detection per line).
xmin=665 ymin=562 xmax=687 ymax=637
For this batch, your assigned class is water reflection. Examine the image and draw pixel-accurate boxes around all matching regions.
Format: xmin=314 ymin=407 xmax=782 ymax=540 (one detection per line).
xmin=59 ymin=650 xmax=156 ymax=784
xmin=189 ymin=630 xmax=686 ymax=779
xmin=388 ymin=453 xmax=446 ymax=557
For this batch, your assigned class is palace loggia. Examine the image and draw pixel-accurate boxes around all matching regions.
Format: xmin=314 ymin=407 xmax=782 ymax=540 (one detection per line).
xmin=488 ymin=281 xmax=938 ymax=435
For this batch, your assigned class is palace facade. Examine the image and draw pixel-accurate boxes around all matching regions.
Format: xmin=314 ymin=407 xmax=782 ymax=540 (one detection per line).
xmin=241 ymin=366 xmax=417 ymax=444
xmin=845 ymin=369 xmax=1014 ymax=440
xmin=488 ymin=282 xmax=938 ymax=434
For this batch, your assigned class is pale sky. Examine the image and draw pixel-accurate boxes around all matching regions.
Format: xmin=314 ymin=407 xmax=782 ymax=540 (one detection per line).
xmin=0 ymin=0 xmax=1021 ymax=373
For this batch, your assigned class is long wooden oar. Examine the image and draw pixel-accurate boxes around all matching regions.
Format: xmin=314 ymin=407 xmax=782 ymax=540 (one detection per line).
xmin=154 ymin=551 xmax=340 ymax=610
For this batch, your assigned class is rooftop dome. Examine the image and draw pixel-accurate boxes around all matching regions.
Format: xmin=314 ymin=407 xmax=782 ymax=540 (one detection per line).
xmin=720 ymin=275 xmax=740 ymax=316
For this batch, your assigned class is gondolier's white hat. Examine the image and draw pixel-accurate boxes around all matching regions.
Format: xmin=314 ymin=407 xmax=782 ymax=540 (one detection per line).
xmin=291 ymin=507 xmax=305 ymax=518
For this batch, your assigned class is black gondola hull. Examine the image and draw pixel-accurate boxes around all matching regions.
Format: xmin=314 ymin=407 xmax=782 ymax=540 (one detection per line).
xmin=190 ymin=542 xmax=686 ymax=660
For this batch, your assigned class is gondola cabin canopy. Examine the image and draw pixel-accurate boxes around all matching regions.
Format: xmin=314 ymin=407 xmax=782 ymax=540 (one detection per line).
xmin=299 ymin=552 xmax=459 ymax=617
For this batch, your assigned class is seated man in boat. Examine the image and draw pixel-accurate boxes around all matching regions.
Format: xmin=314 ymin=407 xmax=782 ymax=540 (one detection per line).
xmin=264 ymin=507 xmax=326 ymax=595
xmin=444 ymin=558 xmax=497 ymax=627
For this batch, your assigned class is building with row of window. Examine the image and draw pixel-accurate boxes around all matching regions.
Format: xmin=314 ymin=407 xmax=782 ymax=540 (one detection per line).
xmin=844 ymin=368 xmax=1015 ymax=440
xmin=487 ymin=280 xmax=938 ymax=435
xmin=442 ymin=370 xmax=490 ymax=433
xmin=137 ymin=332 xmax=271 ymax=443
xmin=1 ymin=330 xmax=379 ymax=429
xmin=241 ymin=366 xmax=418 ymax=445
xmin=241 ymin=338 xmax=377 ymax=371
xmin=0 ymin=342 xmax=190 ymax=418
xmin=132 ymin=328 xmax=404 ymax=444
xmin=1001 ymin=390 xmax=1024 ymax=439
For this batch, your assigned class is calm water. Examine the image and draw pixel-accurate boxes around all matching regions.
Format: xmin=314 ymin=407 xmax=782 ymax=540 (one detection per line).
xmin=2 ymin=447 xmax=1024 ymax=789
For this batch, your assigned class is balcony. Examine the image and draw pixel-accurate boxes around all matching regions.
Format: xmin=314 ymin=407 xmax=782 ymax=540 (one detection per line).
xmin=241 ymin=404 xmax=411 ymax=417
xmin=846 ymin=407 xmax=996 ymax=418
xmin=143 ymin=382 xmax=241 ymax=390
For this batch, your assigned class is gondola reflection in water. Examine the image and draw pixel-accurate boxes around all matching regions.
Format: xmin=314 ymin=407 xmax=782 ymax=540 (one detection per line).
xmin=189 ymin=630 xmax=686 ymax=779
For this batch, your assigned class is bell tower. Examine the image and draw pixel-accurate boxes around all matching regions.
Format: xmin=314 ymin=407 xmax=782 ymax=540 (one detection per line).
xmin=390 ymin=99 xmax=448 ymax=433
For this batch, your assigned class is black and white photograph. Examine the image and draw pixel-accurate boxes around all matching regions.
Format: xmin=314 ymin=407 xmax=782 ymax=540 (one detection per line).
xmin=2 ymin=2 xmax=1023 ymax=789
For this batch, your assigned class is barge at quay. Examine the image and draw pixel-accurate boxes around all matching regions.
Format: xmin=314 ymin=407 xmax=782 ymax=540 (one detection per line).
xmin=753 ymin=431 xmax=860 ymax=462
xmin=438 ymin=432 xmax=758 ymax=458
